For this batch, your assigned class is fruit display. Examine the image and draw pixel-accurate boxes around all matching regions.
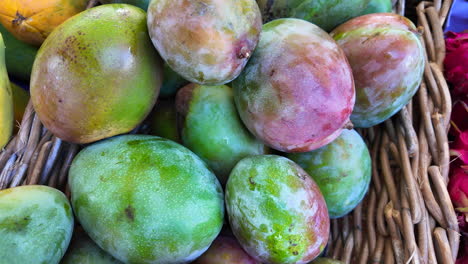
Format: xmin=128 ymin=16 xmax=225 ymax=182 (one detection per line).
xmin=225 ymin=155 xmax=329 ymax=264
xmin=0 ymin=0 xmax=456 ymax=263
xmin=0 ymin=33 xmax=13 ymax=149
xmin=233 ymin=18 xmax=355 ymax=153
xmin=69 ymin=135 xmax=224 ymax=263
xmin=176 ymin=83 xmax=267 ymax=184
xmin=330 ymin=13 xmax=425 ymax=128
xmin=147 ymin=0 xmax=262 ymax=85
xmin=287 ymin=129 xmax=371 ymax=218
xmin=0 ymin=0 xmax=88 ymax=46
xmin=0 ymin=185 xmax=74 ymax=263
xmin=30 ymin=4 xmax=163 ymax=144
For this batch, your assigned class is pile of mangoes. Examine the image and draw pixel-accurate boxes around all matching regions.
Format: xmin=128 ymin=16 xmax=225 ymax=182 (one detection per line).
xmin=0 ymin=0 xmax=425 ymax=263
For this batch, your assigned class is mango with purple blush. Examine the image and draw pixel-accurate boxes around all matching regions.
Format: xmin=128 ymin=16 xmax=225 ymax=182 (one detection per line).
xmin=193 ymin=235 xmax=259 ymax=264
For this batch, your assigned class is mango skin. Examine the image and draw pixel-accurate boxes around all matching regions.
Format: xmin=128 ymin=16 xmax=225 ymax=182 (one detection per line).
xmin=147 ymin=0 xmax=262 ymax=85
xmin=193 ymin=236 xmax=260 ymax=264
xmin=31 ymin=4 xmax=163 ymax=144
xmin=160 ymin=63 xmax=189 ymax=98
xmin=0 ymin=24 xmax=37 ymax=81
xmin=176 ymin=84 xmax=267 ymax=184
xmin=0 ymin=33 xmax=13 ymax=149
xmin=0 ymin=185 xmax=74 ymax=264
xmin=363 ymin=0 xmax=392 ymax=14
xmin=309 ymin=258 xmax=344 ymax=264
xmin=257 ymin=0 xmax=370 ymax=31
xmin=226 ymin=155 xmax=329 ymax=264
xmin=69 ymin=135 xmax=224 ymax=264
xmin=287 ymin=129 xmax=371 ymax=218
xmin=61 ymin=232 xmax=123 ymax=264
xmin=148 ymin=99 xmax=180 ymax=143
xmin=101 ymin=0 xmax=150 ymax=10
xmin=233 ymin=19 xmax=355 ymax=153
xmin=331 ymin=13 xmax=424 ymax=128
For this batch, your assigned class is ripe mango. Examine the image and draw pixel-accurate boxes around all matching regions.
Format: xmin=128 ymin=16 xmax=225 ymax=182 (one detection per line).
xmin=69 ymin=135 xmax=224 ymax=263
xmin=226 ymin=155 xmax=329 ymax=264
xmin=233 ymin=19 xmax=355 ymax=153
xmin=176 ymin=84 xmax=267 ymax=184
xmin=0 ymin=33 xmax=13 ymax=149
xmin=0 ymin=185 xmax=74 ymax=264
xmin=30 ymin=5 xmax=163 ymax=144
xmin=288 ymin=129 xmax=371 ymax=218
xmin=61 ymin=232 xmax=123 ymax=264
xmin=147 ymin=0 xmax=262 ymax=85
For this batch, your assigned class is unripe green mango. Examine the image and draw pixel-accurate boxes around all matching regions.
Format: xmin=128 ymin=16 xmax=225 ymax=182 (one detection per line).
xmin=0 ymin=185 xmax=74 ymax=264
xmin=148 ymin=99 xmax=180 ymax=143
xmin=176 ymin=84 xmax=267 ymax=184
xmin=100 ymin=0 xmax=151 ymax=10
xmin=287 ymin=129 xmax=371 ymax=218
xmin=69 ymin=135 xmax=224 ymax=264
xmin=31 ymin=4 xmax=163 ymax=144
xmin=363 ymin=0 xmax=392 ymax=14
xmin=0 ymin=33 xmax=13 ymax=149
xmin=61 ymin=232 xmax=123 ymax=264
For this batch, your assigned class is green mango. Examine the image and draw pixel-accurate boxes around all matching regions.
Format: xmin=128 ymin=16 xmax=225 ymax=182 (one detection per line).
xmin=0 ymin=33 xmax=13 ymax=149
xmin=287 ymin=129 xmax=371 ymax=218
xmin=69 ymin=135 xmax=224 ymax=264
xmin=160 ymin=63 xmax=189 ymax=98
xmin=310 ymin=257 xmax=345 ymax=264
xmin=61 ymin=232 xmax=123 ymax=264
xmin=100 ymin=0 xmax=151 ymax=10
xmin=0 ymin=185 xmax=74 ymax=264
xmin=226 ymin=155 xmax=329 ymax=264
xmin=30 ymin=4 xmax=163 ymax=144
xmin=363 ymin=0 xmax=392 ymax=14
xmin=0 ymin=24 xmax=37 ymax=81
xmin=257 ymin=0 xmax=371 ymax=31
xmin=176 ymin=84 xmax=267 ymax=184
xmin=148 ymin=99 xmax=180 ymax=143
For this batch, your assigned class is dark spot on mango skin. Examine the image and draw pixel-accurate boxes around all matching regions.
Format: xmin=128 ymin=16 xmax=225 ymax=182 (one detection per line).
xmin=125 ymin=205 xmax=135 ymax=221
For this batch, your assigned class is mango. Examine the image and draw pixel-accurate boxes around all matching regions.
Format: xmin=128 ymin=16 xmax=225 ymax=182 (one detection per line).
xmin=363 ymin=0 xmax=392 ymax=14
xmin=257 ymin=0 xmax=370 ymax=31
xmin=287 ymin=129 xmax=371 ymax=218
xmin=193 ymin=235 xmax=259 ymax=264
xmin=30 ymin=4 xmax=163 ymax=144
xmin=61 ymin=232 xmax=123 ymax=264
xmin=0 ymin=24 xmax=37 ymax=81
xmin=160 ymin=63 xmax=189 ymax=98
xmin=148 ymin=99 xmax=180 ymax=143
xmin=0 ymin=0 xmax=88 ymax=46
xmin=331 ymin=13 xmax=424 ymax=128
xmin=0 ymin=185 xmax=74 ymax=264
xmin=310 ymin=258 xmax=344 ymax=264
xmin=233 ymin=19 xmax=355 ymax=153
xmin=101 ymin=0 xmax=151 ymax=10
xmin=69 ymin=135 xmax=224 ymax=264
xmin=226 ymin=155 xmax=329 ymax=264
xmin=147 ymin=0 xmax=262 ymax=85
xmin=176 ymin=84 xmax=267 ymax=184
xmin=0 ymin=33 xmax=13 ymax=149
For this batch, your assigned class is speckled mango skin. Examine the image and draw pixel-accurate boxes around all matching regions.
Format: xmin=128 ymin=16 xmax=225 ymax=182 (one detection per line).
xmin=257 ymin=0 xmax=370 ymax=31
xmin=0 ymin=185 xmax=74 ymax=264
xmin=331 ymin=13 xmax=424 ymax=128
xmin=287 ymin=129 xmax=371 ymax=218
xmin=69 ymin=135 xmax=224 ymax=264
xmin=61 ymin=232 xmax=123 ymax=264
xmin=31 ymin=5 xmax=163 ymax=144
xmin=309 ymin=258 xmax=344 ymax=264
xmin=233 ymin=19 xmax=355 ymax=153
xmin=193 ymin=236 xmax=260 ymax=264
xmin=176 ymin=84 xmax=267 ymax=184
xmin=147 ymin=0 xmax=262 ymax=85
xmin=226 ymin=155 xmax=329 ymax=264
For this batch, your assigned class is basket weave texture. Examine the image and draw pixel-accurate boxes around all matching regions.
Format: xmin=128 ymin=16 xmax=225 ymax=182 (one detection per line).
xmin=0 ymin=0 xmax=459 ymax=263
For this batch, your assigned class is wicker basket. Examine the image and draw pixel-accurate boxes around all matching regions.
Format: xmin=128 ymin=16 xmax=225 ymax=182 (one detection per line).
xmin=0 ymin=0 xmax=458 ymax=263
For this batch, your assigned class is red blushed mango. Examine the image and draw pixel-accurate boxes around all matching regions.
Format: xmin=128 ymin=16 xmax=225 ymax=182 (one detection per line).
xmin=193 ymin=236 xmax=259 ymax=264
xmin=331 ymin=13 xmax=424 ymax=128
xmin=233 ymin=18 xmax=355 ymax=153
xmin=30 ymin=5 xmax=163 ymax=144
